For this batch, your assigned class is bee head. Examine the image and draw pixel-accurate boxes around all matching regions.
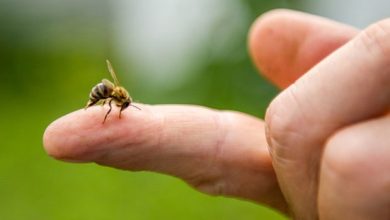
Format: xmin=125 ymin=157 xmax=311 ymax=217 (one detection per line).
xmin=121 ymin=100 xmax=130 ymax=111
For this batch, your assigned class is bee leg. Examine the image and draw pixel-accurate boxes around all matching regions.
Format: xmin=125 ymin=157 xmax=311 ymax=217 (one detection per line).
xmin=103 ymin=99 xmax=113 ymax=124
xmin=85 ymin=100 xmax=98 ymax=110
xmin=119 ymin=107 xmax=123 ymax=119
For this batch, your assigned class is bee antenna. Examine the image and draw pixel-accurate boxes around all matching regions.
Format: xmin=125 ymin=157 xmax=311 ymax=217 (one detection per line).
xmin=131 ymin=104 xmax=141 ymax=110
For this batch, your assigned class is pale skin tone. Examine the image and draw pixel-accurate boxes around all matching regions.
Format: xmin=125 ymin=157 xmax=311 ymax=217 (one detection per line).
xmin=43 ymin=9 xmax=390 ymax=220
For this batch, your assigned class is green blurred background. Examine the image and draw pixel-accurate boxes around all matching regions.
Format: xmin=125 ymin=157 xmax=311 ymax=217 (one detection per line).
xmin=1 ymin=0 xmax=386 ymax=219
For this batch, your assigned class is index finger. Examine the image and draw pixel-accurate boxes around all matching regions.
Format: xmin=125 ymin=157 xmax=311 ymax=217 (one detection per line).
xmin=43 ymin=104 xmax=288 ymax=212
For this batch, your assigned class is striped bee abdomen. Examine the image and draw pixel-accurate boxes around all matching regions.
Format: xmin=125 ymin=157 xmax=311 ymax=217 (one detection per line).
xmin=89 ymin=82 xmax=113 ymax=102
xmin=87 ymin=83 xmax=112 ymax=106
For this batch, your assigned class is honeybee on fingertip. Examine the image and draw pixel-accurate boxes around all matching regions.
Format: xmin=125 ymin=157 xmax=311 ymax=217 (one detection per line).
xmin=85 ymin=60 xmax=140 ymax=123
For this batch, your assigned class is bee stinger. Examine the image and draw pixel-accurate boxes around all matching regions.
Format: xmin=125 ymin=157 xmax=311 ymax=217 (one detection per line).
xmin=85 ymin=60 xmax=141 ymax=123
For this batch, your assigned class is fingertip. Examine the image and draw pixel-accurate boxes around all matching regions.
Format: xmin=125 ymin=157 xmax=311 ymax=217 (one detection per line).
xmin=42 ymin=107 xmax=122 ymax=160
xmin=43 ymin=103 xmax=156 ymax=163
xmin=249 ymin=9 xmax=295 ymax=51
xmin=248 ymin=9 xmax=358 ymax=89
xmin=249 ymin=9 xmax=308 ymax=88
xmin=43 ymin=119 xmax=59 ymax=159
xmin=248 ymin=9 xmax=292 ymax=74
xmin=43 ymin=109 xmax=96 ymax=161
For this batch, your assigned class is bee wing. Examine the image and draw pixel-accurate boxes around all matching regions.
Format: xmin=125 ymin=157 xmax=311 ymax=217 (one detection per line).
xmin=106 ymin=59 xmax=120 ymax=86
xmin=102 ymin=79 xmax=115 ymax=90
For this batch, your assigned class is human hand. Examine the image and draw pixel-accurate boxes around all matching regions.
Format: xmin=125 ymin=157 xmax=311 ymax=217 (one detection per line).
xmin=250 ymin=9 xmax=390 ymax=219
xmin=43 ymin=9 xmax=390 ymax=219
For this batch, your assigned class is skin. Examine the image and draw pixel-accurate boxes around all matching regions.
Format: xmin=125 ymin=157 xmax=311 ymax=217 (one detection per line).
xmin=43 ymin=9 xmax=390 ymax=220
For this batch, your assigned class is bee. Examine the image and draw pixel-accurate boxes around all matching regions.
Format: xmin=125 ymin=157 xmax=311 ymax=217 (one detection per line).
xmin=85 ymin=60 xmax=140 ymax=123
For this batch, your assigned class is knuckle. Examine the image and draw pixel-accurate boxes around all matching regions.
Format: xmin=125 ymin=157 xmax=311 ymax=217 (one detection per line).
xmin=323 ymin=130 xmax=363 ymax=180
xmin=265 ymin=86 xmax=307 ymax=159
xmin=358 ymin=18 xmax=390 ymax=57
xmin=323 ymin=126 xmax=389 ymax=188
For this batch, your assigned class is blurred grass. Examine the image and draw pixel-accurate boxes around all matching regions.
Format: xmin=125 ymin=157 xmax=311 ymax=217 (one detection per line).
xmin=0 ymin=0 xmax=294 ymax=219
